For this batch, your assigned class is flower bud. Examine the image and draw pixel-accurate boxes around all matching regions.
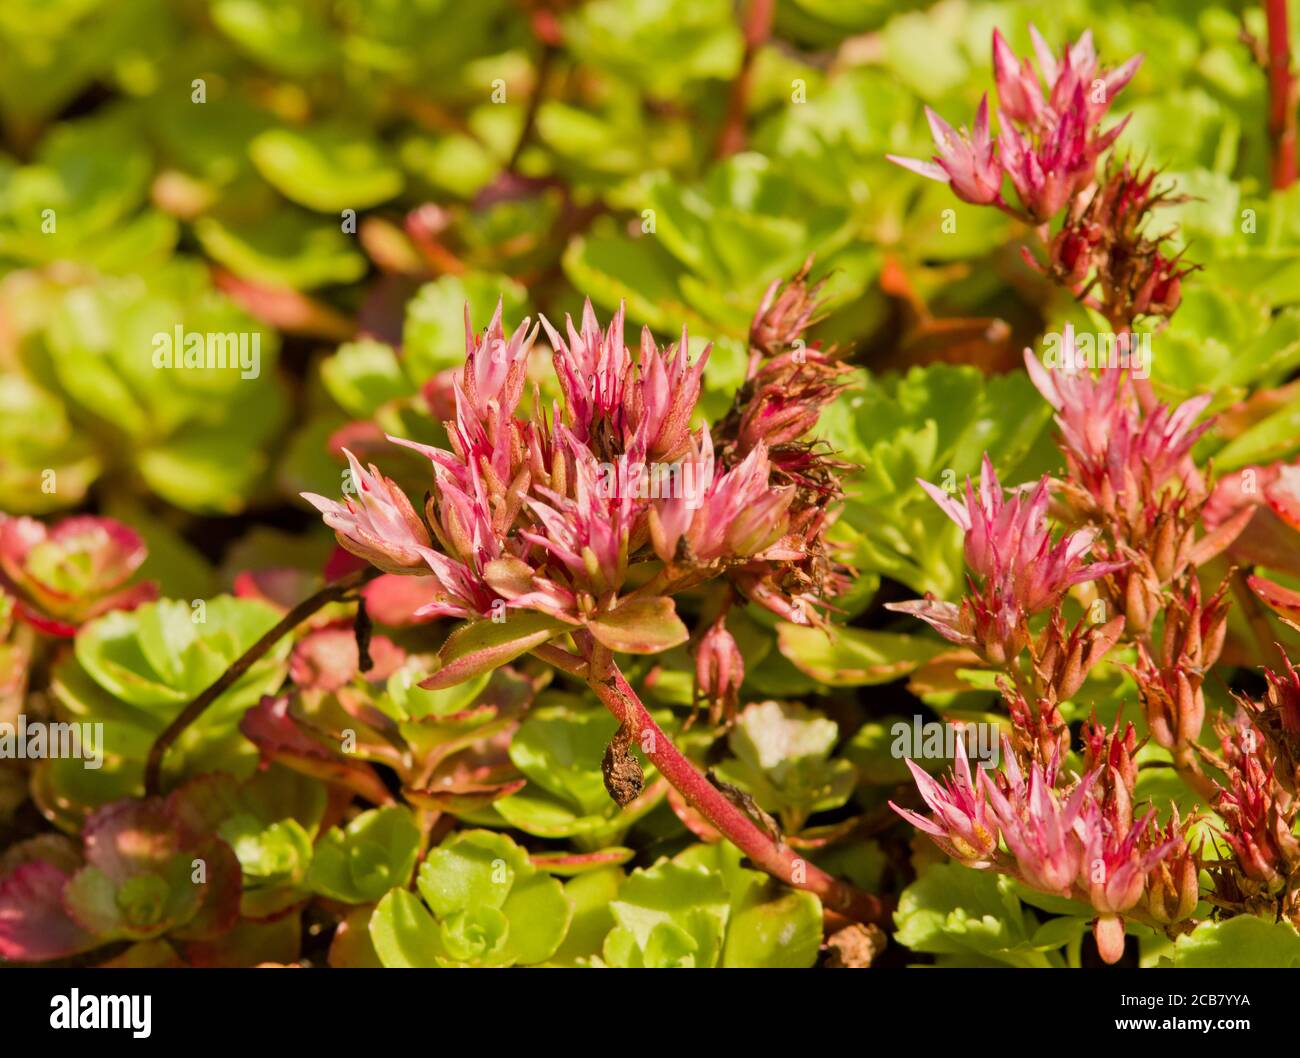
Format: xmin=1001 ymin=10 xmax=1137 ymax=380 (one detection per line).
xmin=1093 ymin=914 xmax=1127 ymax=965
xmin=1082 ymin=713 xmax=1138 ymax=829
xmin=749 ymin=257 xmax=824 ymax=359
xmin=1144 ymin=812 xmax=1199 ymax=925
xmin=694 ymin=617 xmax=745 ymax=724
xmin=303 ymin=450 xmax=433 ymax=575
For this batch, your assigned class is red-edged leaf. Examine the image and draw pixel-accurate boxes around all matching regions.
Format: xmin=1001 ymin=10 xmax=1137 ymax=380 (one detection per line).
xmin=233 ymin=568 xmax=318 ymax=611
xmin=402 ymin=777 xmax=527 ymax=814
xmin=1189 ymin=505 xmax=1254 ymax=567
xmin=361 ymin=574 xmax=445 ymax=626
xmin=586 ymin=597 xmax=688 ymax=654
xmin=0 ymin=862 xmax=97 ymax=962
xmin=666 ymin=787 xmax=722 ymax=843
xmin=1265 ymin=467 xmax=1300 ymax=531
xmin=290 ymin=627 xmax=405 ymax=691
xmin=529 ymin=848 xmax=635 ymax=875
xmin=1249 ymin=574 xmax=1300 ymax=623
xmin=170 ymin=837 xmax=242 ymax=942
xmin=419 ymin=613 xmax=568 ymax=690
xmin=214 ymin=270 xmax=355 ymax=340
xmin=239 ymin=695 xmax=394 ymax=805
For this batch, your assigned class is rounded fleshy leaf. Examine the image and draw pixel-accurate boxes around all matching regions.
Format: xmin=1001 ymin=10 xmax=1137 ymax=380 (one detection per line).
xmin=417 ymin=830 xmax=528 ymax=919
xmin=307 ymin=806 xmax=421 ymax=904
xmin=586 ymin=597 xmax=689 ymax=654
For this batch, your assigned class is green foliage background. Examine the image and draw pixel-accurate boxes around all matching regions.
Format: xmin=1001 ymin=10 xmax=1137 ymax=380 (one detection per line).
xmin=5 ymin=0 xmax=1300 ymax=969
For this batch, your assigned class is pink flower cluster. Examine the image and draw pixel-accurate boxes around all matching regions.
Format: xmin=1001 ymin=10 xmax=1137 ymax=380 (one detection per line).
xmin=893 ymin=736 xmax=1183 ymax=963
xmin=304 ymin=299 xmax=828 ymax=635
xmin=887 ymin=455 xmax=1122 ymax=663
xmin=889 ymin=27 xmax=1140 ymax=221
xmin=1024 ymin=325 xmax=1211 ymax=518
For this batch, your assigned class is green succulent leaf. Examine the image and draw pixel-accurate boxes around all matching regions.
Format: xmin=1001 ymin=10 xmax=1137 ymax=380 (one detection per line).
xmin=385 ymin=664 xmax=491 ymax=720
xmin=319 ymin=339 xmax=414 ymax=418
xmin=308 ymin=806 xmax=421 ymax=905
xmin=563 ymin=0 xmax=744 ymax=99
xmin=194 ymin=212 xmax=366 ymax=290
xmin=777 ymin=624 xmax=946 ymax=686
xmin=713 ymin=701 xmax=856 ymax=829
xmin=895 ymin=865 xmax=1071 ymax=968
xmin=546 ymin=866 xmax=625 ymax=966
xmin=603 ymin=843 xmax=821 ymax=969
xmin=587 ymin=597 xmax=689 ymax=654
xmin=603 ymin=859 xmax=729 ymax=968
xmin=402 ymin=273 xmax=530 ymax=385
xmin=64 ymin=860 xmax=200 ymax=942
xmin=818 ymin=364 xmax=1053 ymax=598
xmin=370 ymin=829 xmax=570 ymax=967
xmin=210 ymin=0 xmax=339 ymax=76
xmin=675 ymin=843 xmax=822 ymax=968
xmin=369 ymin=889 xmax=445 ymax=969
xmin=494 ymin=702 xmax=665 ymax=842
xmin=250 ymin=125 xmax=403 ymax=212
xmin=51 ymin=596 xmax=291 ymax=808
xmin=1172 ymin=916 xmax=1300 ymax=968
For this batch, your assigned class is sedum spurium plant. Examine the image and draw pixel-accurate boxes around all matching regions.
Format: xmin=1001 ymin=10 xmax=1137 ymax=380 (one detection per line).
xmin=5 ymin=5 xmax=1300 ymax=972
xmin=0 ymin=256 xmax=886 ymax=968
xmin=885 ymin=23 xmax=1300 ymax=965
xmin=296 ymin=280 xmax=880 ymax=924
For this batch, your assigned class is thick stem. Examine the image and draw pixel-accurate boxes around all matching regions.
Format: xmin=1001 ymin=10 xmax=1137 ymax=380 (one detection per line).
xmin=1267 ymin=0 xmax=1298 ymax=188
xmin=143 ymin=567 xmax=378 ymax=796
xmin=532 ymin=641 xmax=589 ymax=678
xmin=585 ymin=657 xmax=889 ymax=925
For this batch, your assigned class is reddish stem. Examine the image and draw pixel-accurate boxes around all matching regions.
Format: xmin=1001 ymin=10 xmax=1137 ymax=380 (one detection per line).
xmin=585 ymin=657 xmax=889 ymax=925
xmin=506 ymin=42 xmax=556 ymax=173
xmin=1267 ymin=0 xmax=1298 ymax=188
xmin=533 ymin=641 xmax=589 ymax=677
xmin=714 ymin=0 xmax=776 ymax=158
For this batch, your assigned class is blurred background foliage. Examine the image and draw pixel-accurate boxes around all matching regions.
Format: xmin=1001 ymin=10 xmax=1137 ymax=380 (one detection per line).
xmin=2 ymin=0 xmax=1299 ymax=781
xmin=4 ymin=0 xmax=1300 ymax=968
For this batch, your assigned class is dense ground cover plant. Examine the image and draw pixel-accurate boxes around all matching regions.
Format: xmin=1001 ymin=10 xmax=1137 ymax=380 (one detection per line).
xmin=5 ymin=0 xmax=1300 ymax=971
